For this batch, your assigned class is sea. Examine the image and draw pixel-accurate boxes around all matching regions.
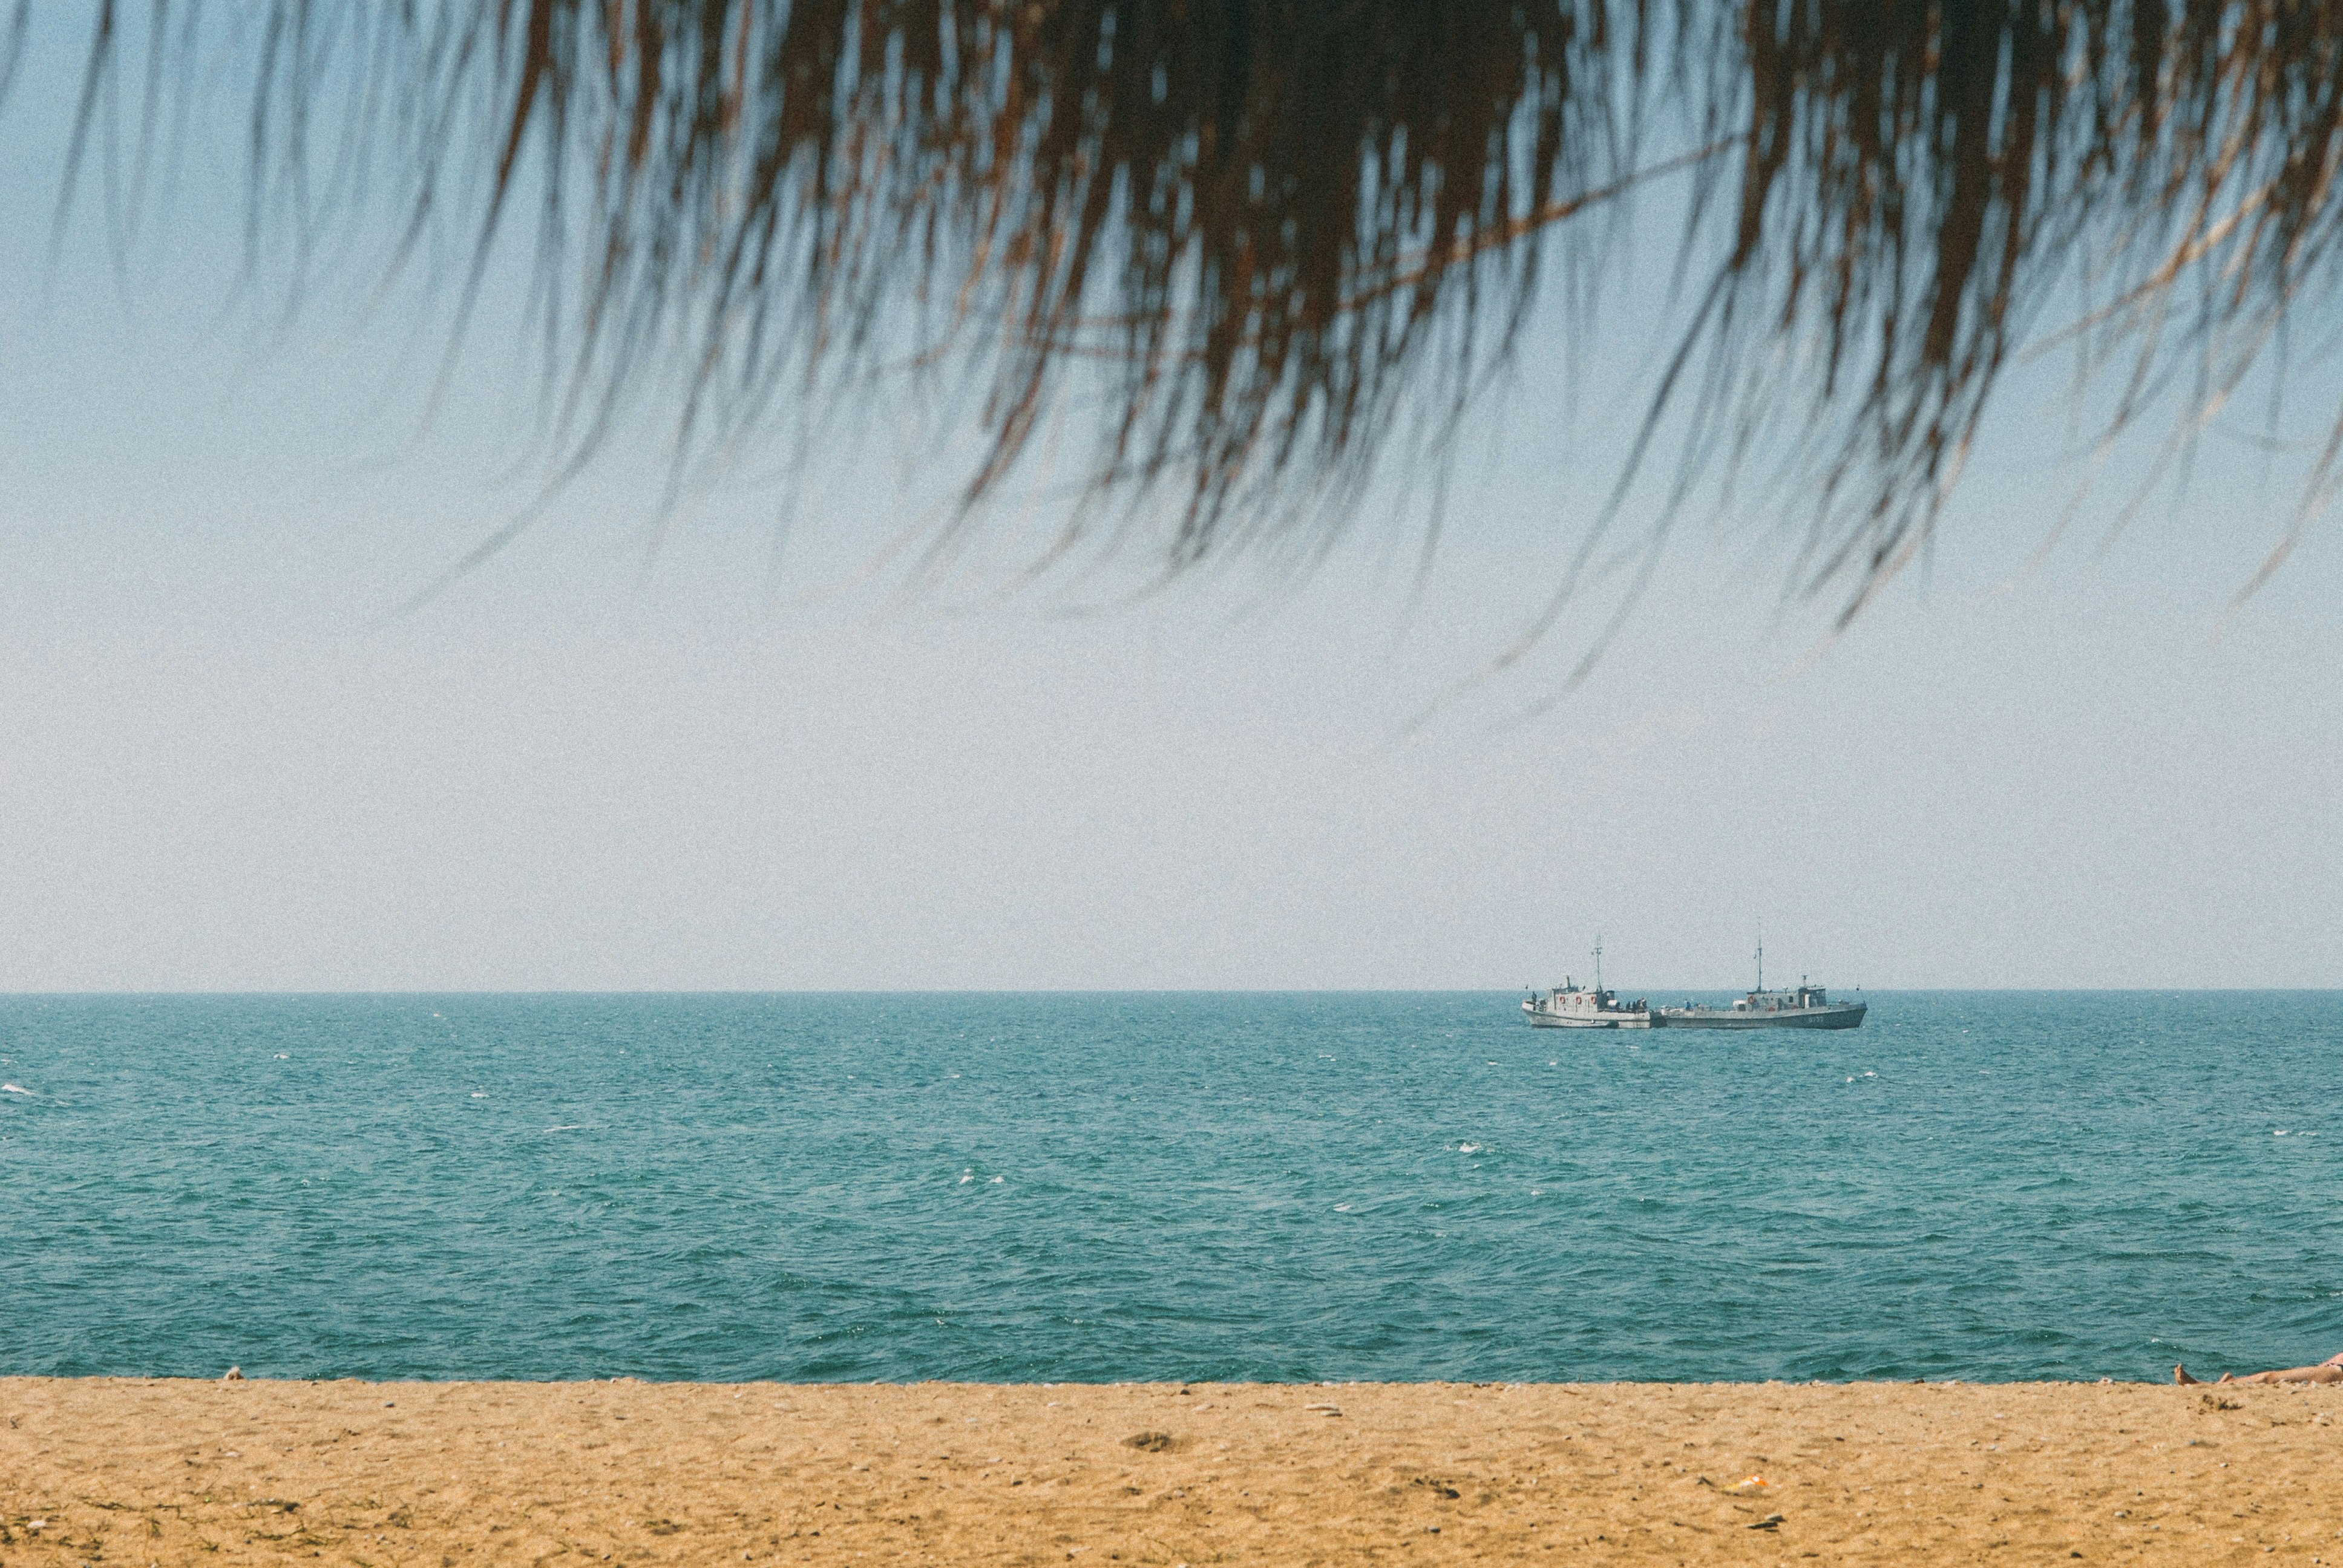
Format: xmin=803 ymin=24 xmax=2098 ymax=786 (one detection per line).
xmin=4 ymin=991 xmax=2338 ymax=1385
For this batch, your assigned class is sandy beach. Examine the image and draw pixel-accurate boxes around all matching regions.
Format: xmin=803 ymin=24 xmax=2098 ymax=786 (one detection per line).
xmin=4 ymin=1377 xmax=2339 ymax=1565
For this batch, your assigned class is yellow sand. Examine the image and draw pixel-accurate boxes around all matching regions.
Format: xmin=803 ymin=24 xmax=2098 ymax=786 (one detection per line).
xmin=4 ymin=1377 xmax=2340 ymax=1564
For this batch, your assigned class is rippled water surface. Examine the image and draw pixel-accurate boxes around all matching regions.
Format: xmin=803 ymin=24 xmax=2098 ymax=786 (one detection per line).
xmin=4 ymin=992 xmax=2339 ymax=1382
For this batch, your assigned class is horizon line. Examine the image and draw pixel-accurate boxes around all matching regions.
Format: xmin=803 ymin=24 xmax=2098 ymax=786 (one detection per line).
xmin=2 ymin=985 xmax=2337 ymax=998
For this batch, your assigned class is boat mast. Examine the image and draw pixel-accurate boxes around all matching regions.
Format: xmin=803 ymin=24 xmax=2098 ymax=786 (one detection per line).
xmin=1593 ymin=935 xmax=1603 ymax=995
xmin=1754 ymin=923 xmax=1763 ymax=993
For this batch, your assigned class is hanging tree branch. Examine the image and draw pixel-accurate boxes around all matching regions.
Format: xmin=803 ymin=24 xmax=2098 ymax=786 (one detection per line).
xmin=27 ymin=1 xmax=2343 ymax=617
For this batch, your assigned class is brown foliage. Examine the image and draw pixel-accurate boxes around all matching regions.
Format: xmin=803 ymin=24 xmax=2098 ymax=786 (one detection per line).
xmin=35 ymin=2 xmax=2343 ymax=612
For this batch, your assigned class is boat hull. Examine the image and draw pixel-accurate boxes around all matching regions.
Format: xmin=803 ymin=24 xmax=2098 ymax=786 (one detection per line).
xmin=1656 ymin=1002 xmax=1866 ymax=1030
xmin=1524 ymin=1002 xmax=1653 ymax=1028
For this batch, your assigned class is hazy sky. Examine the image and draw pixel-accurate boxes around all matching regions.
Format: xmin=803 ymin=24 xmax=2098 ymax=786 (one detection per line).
xmin=2 ymin=15 xmax=2337 ymax=991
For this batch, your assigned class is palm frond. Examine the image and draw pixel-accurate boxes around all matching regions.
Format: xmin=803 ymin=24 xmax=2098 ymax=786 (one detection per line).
xmin=39 ymin=2 xmax=2343 ymax=614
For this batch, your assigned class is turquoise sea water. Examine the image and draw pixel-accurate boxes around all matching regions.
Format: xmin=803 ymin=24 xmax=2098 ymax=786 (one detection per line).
xmin=3 ymin=992 xmax=2338 ymax=1383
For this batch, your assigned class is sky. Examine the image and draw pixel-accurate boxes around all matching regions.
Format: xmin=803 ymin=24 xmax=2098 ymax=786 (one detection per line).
xmin=1 ymin=15 xmax=2338 ymax=991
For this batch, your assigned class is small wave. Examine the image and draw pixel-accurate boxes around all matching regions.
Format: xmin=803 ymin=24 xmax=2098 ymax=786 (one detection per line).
xmin=1458 ymin=1143 xmax=1482 ymax=1154
xmin=1 ymin=1083 xmax=34 ymax=1096
xmin=470 ymin=1091 xmax=488 ymax=1099
xmin=545 ymin=1124 xmax=588 ymax=1133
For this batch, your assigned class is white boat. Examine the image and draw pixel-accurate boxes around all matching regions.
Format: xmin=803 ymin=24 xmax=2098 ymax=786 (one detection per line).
xmin=1523 ymin=939 xmax=1652 ymax=1028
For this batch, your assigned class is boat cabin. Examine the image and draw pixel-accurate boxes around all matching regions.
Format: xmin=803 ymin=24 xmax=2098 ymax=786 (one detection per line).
xmin=1733 ymin=982 xmax=1831 ymax=1012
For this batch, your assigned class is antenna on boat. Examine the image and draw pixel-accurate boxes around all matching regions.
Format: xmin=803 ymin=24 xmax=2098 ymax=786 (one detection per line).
xmin=1754 ymin=921 xmax=1763 ymax=993
xmin=1593 ymin=935 xmax=1603 ymax=993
